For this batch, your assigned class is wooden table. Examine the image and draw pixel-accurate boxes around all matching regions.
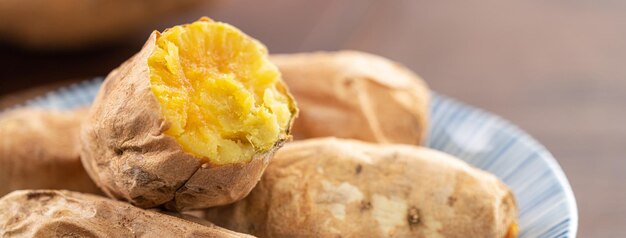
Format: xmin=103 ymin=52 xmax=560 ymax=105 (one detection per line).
xmin=1 ymin=1 xmax=624 ymax=236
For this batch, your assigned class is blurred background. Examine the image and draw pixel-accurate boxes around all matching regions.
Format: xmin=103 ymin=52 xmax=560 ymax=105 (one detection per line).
xmin=0 ymin=0 xmax=623 ymax=236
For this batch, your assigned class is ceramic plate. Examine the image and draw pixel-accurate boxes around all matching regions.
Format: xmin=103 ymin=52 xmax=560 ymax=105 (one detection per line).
xmin=8 ymin=78 xmax=578 ymax=238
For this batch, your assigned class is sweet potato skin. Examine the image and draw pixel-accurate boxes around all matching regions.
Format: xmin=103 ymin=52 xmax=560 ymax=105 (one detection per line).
xmin=271 ymin=51 xmax=429 ymax=145
xmin=0 ymin=190 xmax=253 ymax=237
xmin=203 ymin=138 xmax=517 ymax=238
xmin=80 ymin=32 xmax=289 ymax=211
xmin=0 ymin=108 xmax=100 ymax=196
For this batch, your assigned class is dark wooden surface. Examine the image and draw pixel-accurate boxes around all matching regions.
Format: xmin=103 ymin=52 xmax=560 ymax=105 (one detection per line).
xmin=1 ymin=1 xmax=624 ymax=236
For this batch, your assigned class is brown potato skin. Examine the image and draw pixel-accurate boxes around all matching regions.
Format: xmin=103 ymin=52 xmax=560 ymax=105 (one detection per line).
xmin=271 ymin=51 xmax=430 ymax=145
xmin=80 ymin=32 xmax=294 ymax=211
xmin=203 ymin=138 xmax=517 ymax=238
xmin=0 ymin=190 xmax=253 ymax=237
xmin=0 ymin=108 xmax=100 ymax=196
xmin=0 ymin=0 xmax=207 ymax=49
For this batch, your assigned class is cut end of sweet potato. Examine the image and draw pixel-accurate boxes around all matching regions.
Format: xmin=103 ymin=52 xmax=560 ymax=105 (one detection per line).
xmin=148 ymin=18 xmax=296 ymax=165
xmin=506 ymin=223 xmax=518 ymax=238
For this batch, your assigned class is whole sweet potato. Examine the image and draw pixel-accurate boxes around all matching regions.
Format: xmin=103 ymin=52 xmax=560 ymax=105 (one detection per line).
xmin=0 ymin=190 xmax=252 ymax=237
xmin=0 ymin=108 xmax=100 ymax=196
xmin=0 ymin=0 xmax=207 ymax=49
xmin=271 ymin=51 xmax=429 ymax=145
xmin=204 ymin=138 xmax=518 ymax=238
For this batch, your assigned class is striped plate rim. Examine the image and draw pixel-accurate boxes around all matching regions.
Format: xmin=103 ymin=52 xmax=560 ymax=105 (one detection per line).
xmin=427 ymin=93 xmax=578 ymax=238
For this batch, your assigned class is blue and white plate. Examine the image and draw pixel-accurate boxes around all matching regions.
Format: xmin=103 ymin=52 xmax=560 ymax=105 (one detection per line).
xmin=8 ymin=78 xmax=578 ymax=238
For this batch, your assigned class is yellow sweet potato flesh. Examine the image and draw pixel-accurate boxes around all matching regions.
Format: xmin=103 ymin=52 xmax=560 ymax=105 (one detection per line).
xmin=148 ymin=18 xmax=292 ymax=165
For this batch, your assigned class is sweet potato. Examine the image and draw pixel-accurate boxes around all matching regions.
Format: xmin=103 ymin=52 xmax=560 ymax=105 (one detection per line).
xmin=203 ymin=138 xmax=518 ymax=238
xmin=0 ymin=108 xmax=100 ymax=196
xmin=0 ymin=0 xmax=207 ymax=49
xmin=0 ymin=190 xmax=252 ymax=237
xmin=271 ymin=51 xmax=429 ymax=145
xmin=80 ymin=18 xmax=298 ymax=210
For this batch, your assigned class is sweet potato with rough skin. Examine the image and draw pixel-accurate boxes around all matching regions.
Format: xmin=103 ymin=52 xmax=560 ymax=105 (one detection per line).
xmin=271 ymin=51 xmax=429 ymax=145
xmin=81 ymin=18 xmax=297 ymax=211
xmin=203 ymin=138 xmax=518 ymax=238
xmin=0 ymin=190 xmax=252 ymax=237
xmin=0 ymin=108 xmax=100 ymax=196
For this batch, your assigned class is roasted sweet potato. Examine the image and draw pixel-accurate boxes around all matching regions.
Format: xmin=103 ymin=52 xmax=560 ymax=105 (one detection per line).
xmin=80 ymin=18 xmax=298 ymax=210
xmin=0 ymin=190 xmax=252 ymax=237
xmin=0 ymin=0 xmax=207 ymax=49
xmin=271 ymin=51 xmax=429 ymax=145
xmin=0 ymin=108 xmax=100 ymax=196
xmin=204 ymin=138 xmax=518 ymax=238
